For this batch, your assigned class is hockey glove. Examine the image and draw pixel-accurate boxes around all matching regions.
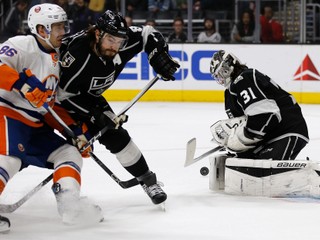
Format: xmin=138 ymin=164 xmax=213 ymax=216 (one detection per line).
xmin=226 ymin=124 xmax=262 ymax=152
xmin=91 ymin=106 xmax=128 ymax=130
xmin=210 ymin=116 xmax=247 ymax=147
xmin=67 ymin=122 xmax=93 ymax=158
xmin=13 ymin=68 xmax=48 ymax=108
xmin=149 ymin=50 xmax=180 ymax=81
xmin=145 ymin=32 xmax=180 ymax=81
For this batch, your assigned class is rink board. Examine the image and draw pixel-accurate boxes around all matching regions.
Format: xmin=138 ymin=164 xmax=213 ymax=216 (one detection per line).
xmin=104 ymin=44 xmax=320 ymax=104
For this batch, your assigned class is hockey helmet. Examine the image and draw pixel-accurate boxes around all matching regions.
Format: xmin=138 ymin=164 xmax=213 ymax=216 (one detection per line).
xmin=96 ymin=10 xmax=129 ymax=40
xmin=210 ymin=50 xmax=241 ymax=87
xmin=28 ymin=3 xmax=70 ymax=37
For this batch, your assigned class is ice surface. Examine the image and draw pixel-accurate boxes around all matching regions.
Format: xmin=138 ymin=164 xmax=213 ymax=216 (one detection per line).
xmin=1 ymin=102 xmax=320 ymax=240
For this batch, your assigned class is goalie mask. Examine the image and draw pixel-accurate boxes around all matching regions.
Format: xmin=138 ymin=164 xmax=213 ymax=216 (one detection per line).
xmin=210 ymin=50 xmax=241 ymax=88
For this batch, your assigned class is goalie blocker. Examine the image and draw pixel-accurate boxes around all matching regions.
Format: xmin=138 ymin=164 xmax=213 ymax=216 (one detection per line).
xmin=209 ymin=155 xmax=320 ymax=198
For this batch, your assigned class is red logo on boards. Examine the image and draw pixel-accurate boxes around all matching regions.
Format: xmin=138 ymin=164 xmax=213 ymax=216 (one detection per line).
xmin=294 ymin=54 xmax=320 ymax=81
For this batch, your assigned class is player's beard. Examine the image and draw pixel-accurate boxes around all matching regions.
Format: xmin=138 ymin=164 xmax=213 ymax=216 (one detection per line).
xmin=98 ymin=44 xmax=117 ymax=60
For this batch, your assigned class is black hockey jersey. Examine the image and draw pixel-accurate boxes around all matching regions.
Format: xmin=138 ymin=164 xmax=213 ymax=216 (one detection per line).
xmin=58 ymin=25 xmax=162 ymax=118
xmin=225 ymin=68 xmax=309 ymax=144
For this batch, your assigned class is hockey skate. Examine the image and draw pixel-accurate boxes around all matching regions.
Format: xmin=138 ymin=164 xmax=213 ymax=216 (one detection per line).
xmin=0 ymin=215 xmax=10 ymax=234
xmin=52 ymin=183 xmax=104 ymax=225
xmin=138 ymin=171 xmax=167 ymax=205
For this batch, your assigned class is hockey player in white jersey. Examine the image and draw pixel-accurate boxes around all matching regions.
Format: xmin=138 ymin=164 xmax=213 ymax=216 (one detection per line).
xmin=0 ymin=4 xmax=102 ymax=233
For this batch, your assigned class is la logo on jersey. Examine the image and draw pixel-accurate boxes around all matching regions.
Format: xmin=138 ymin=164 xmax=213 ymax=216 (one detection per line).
xmin=294 ymin=54 xmax=320 ymax=81
xmin=88 ymin=72 xmax=115 ymax=97
xmin=61 ymin=52 xmax=75 ymax=67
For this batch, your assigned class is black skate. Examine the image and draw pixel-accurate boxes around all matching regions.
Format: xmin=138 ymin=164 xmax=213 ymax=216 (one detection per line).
xmin=138 ymin=171 xmax=167 ymax=205
xmin=0 ymin=215 xmax=10 ymax=233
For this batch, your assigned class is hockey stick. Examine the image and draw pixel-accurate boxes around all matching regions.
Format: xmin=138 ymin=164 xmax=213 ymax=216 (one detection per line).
xmin=0 ymin=76 xmax=159 ymax=212
xmin=89 ymin=152 xmax=139 ymax=188
xmin=0 ymin=174 xmax=53 ymax=213
xmin=184 ymin=138 xmax=224 ymax=167
xmin=80 ymin=74 xmax=160 ymax=152
xmin=45 ymin=75 xmax=160 ymax=188
xmin=46 ymin=105 xmax=140 ymax=189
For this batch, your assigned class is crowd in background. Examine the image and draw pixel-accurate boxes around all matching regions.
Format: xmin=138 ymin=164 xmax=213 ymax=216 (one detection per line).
xmin=0 ymin=0 xmax=290 ymax=44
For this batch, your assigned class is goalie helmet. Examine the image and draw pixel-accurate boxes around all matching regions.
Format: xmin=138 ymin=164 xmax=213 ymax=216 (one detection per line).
xmin=28 ymin=3 xmax=70 ymax=37
xmin=96 ymin=10 xmax=128 ymax=40
xmin=210 ymin=50 xmax=242 ymax=87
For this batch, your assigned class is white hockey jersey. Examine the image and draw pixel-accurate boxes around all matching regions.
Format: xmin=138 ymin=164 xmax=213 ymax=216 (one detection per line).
xmin=0 ymin=35 xmax=60 ymax=127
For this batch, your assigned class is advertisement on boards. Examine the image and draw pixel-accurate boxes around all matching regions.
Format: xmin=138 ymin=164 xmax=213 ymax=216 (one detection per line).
xmin=106 ymin=44 xmax=320 ymax=103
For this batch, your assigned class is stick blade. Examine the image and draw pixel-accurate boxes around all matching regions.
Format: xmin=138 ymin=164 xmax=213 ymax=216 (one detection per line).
xmin=184 ymin=138 xmax=197 ymax=167
xmin=0 ymin=204 xmax=15 ymax=213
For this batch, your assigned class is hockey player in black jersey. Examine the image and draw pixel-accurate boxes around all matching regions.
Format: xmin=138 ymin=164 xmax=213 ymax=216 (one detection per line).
xmin=57 ymin=10 xmax=179 ymax=205
xmin=209 ymin=50 xmax=309 ymax=160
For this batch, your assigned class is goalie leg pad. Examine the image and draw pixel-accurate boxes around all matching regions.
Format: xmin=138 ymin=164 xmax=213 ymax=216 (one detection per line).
xmin=209 ymin=154 xmax=228 ymax=191
xmin=224 ymin=158 xmax=315 ymax=197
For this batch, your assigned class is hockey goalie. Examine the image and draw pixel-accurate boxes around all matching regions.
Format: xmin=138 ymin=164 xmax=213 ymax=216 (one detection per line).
xmin=206 ymin=50 xmax=319 ymax=198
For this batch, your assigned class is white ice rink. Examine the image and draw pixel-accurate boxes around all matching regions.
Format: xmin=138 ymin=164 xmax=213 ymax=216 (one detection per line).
xmin=1 ymin=101 xmax=320 ymax=240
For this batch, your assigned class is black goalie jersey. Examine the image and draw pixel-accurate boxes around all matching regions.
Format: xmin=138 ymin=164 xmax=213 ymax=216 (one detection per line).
xmin=225 ymin=68 xmax=309 ymax=145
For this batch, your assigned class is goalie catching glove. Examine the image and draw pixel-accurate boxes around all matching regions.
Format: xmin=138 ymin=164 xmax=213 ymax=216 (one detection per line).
xmin=145 ymin=32 xmax=180 ymax=81
xmin=66 ymin=122 xmax=93 ymax=158
xmin=210 ymin=116 xmax=262 ymax=152
xmin=13 ymin=68 xmax=48 ymax=108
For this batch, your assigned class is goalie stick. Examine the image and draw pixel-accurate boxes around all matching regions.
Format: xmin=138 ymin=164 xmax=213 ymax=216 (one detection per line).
xmin=0 ymin=174 xmax=53 ymax=213
xmin=184 ymin=138 xmax=224 ymax=167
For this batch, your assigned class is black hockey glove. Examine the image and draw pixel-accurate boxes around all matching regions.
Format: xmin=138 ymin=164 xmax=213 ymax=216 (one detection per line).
xmin=90 ymin=106 xmax=128 ymax=130
xmin=145 ymin=32 xmax=180 ymax=81
xmin=149 ymin=51 xmax=180 ymax=81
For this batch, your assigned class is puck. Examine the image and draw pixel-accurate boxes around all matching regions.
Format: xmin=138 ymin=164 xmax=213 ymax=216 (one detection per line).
xmin=200 ymin=167 xmax=209 ymax=176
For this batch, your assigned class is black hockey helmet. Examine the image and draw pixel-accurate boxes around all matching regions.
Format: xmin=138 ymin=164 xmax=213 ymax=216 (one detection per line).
xmin=96 ymin=10 xmax=128 ymax=39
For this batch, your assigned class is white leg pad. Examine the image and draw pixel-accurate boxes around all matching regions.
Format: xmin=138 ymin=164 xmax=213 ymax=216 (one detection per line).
xmin=309 ymin=161 xmax=320 ymax=198
xmin=209 ymin=154 xmax=227 ymax=191
xmin=224 ymin=158 xmax=319 ymax=197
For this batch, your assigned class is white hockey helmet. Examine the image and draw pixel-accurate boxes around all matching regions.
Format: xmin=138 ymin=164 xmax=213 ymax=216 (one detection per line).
xmin=28 ymin=3 xmax=70 ymax=37
xmin=210 ymin=50 xmax=242 ymax=87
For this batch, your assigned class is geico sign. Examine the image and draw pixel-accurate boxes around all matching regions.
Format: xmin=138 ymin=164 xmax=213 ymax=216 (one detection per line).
xmin=118 ymin=50 xmax=216 ymax=81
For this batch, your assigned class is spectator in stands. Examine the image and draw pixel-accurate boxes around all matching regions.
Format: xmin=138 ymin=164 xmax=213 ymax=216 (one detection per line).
xmin=197 ymin=17 xmax=222 ymax=43
xmin=174 ymin=0 xmax=187 ymax=11
xmin=125 ymin=15 xmax=133 ymax=27
xmin=68 ymin=0 xmax=94 ymax=34
xmin=230 ymin=9 xmax=255 ymax=43
xmin=145 ymin=18 xmax=156 ymax=27
xmin=148 ymin=0 xmax=171 ymax=15
xmin=260 ymin=5 xmax=284 ymax=43
xmin=193 ymin=0 xmax=201 ymax=11
xmin=3 ymin=0 xmax=28 ymax=38
xmin=88 ymin=0 xmax=106 ymax=22
xmin=167 ymin=16 xmax=187 ymax=43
